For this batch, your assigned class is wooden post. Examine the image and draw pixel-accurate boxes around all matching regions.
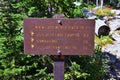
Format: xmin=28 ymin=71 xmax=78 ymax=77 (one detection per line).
xmin=53 ymin=55 xmax=65 ymax=80
xmin=54 ymin=61 xmax=64 ymax=80
xmin=53 ymin=14 xmax=65 ymax=80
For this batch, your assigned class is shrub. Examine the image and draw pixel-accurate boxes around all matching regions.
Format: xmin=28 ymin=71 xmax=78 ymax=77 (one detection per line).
xmin=95 ymin=35 xmax=113 ymax=47
xmin=95 ymin=8 xmax=115 ymax=17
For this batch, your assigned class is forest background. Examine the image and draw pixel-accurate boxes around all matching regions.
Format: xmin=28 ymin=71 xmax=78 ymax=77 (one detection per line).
xmin=0 ymin=0 xmax=117 ymax=80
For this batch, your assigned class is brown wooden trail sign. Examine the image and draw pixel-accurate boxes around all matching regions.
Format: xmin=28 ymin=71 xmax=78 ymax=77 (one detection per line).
xmin=24 ymin=17 xmax=95 ymax=80
xmin=24 ymin=18 xmax=95 ymax=55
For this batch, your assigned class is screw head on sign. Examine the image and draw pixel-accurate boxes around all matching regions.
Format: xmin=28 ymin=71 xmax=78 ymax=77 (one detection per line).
xmin=57 ymin=20 xmax=62 ymax=25
xmin=57 ymin=49 xmax=62 ymax=55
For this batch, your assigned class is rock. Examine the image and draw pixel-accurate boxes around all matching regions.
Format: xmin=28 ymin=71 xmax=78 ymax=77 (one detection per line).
xmin=111 ymin=10 xmax=120 ymax=15
xmin=82 ymin=9 xmax=97 ymax=19
xmin=105 ymin=17 xmax=120 ymax=34
xmin=102 ymin=42 xmax=120 ymax=58
xmin=105 ymin=17 xmax=120 ymax=41
xmin=100 ymin=52 xmax=116 ymax=64
xmin=111 ymin=31 xmax=120 ymax=42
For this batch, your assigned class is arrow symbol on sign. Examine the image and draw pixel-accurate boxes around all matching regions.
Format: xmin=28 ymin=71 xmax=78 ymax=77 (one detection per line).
xmin=30 ymin=31 xmax=34 ymax=36
xmin=31 ymin=38 xmax=34 ymax=42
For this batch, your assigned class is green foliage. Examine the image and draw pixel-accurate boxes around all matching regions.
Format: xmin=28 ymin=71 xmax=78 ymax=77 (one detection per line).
xmin=95 ymin=8 xmax=115 ymax=17
xmin=0 ymin=0 xmax=108 ymax=80
xmin=65 ymin=62 xmax=90 ymax=80
xmin=95 ymin=35 xmax=113 ymax=47
xmin=0 ymin=0 xmax=53 ymax=79
xmin=64 ymin=46 xmax=108 ymax=80
xmin=73 ymin=6 xmax=86 ymax=18
xmin=73 ymin=3 xmax=95 ymax=18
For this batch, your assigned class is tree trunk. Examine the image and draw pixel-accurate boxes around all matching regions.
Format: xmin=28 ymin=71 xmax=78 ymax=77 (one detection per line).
xmin=96 ymin=0 xmax=99 ymax=6
xmin=100 ymin=0 xmax=103 ymax=9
